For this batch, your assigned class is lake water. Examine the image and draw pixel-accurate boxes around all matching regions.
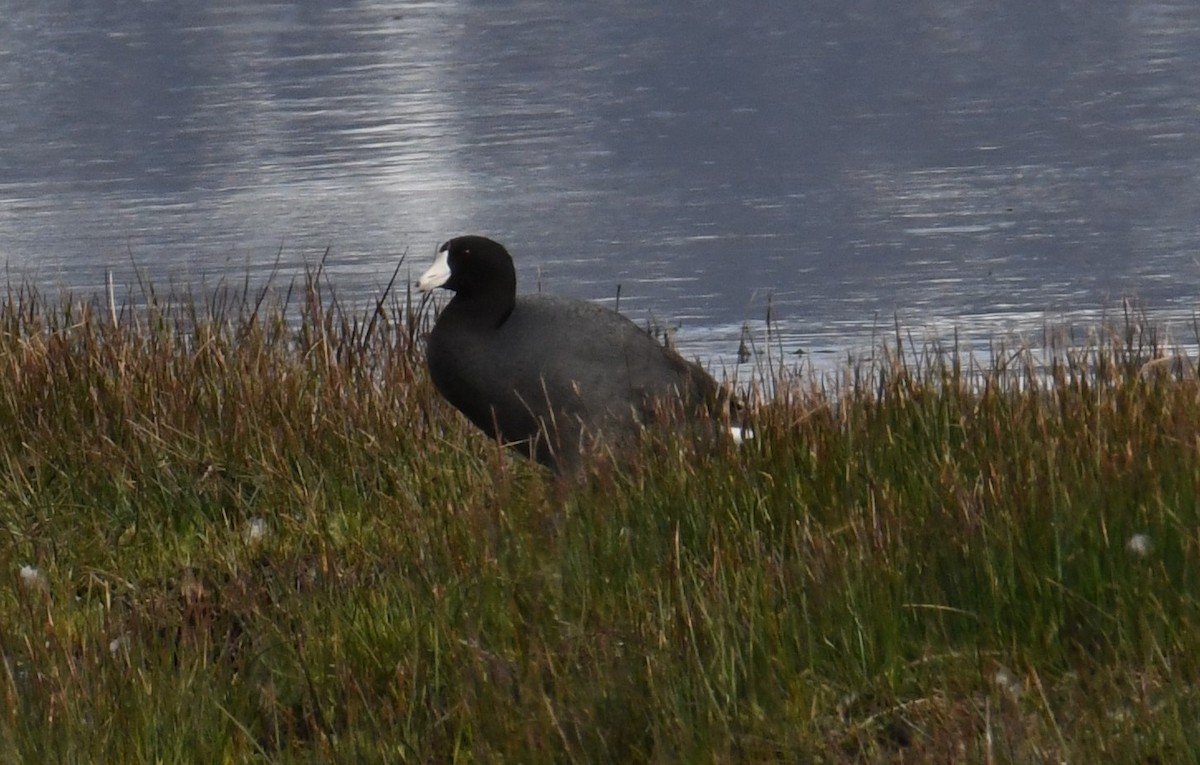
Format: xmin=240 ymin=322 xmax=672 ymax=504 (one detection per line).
xmin=3 ymin=1 xmax=1200 ymax=372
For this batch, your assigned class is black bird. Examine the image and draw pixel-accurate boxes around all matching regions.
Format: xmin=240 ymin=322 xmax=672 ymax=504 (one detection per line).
xmin=417 ymin=235 xmax=735 ymax=472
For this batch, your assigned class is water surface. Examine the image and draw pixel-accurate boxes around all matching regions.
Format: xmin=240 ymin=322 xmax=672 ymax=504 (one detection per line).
xmin=2 ymin=2 xmax=1199 ymax=371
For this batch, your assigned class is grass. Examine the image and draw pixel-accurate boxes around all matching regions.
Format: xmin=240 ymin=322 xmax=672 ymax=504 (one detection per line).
xmin=0 ymin=270 xmax=1197 ymax=763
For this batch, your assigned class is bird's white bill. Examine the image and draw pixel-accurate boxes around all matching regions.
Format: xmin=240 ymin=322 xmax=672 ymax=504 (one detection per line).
xmin=417 ymin=247 xmax=451 ymax=291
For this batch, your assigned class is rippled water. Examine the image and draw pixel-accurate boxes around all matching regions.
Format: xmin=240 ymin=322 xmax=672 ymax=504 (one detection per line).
xmin=2 ymin=1 xmax=1199 ymax=371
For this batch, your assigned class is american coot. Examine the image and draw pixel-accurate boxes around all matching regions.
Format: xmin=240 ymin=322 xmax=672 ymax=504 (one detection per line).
xmin=417 ymin=235 xmax=731 ymax=473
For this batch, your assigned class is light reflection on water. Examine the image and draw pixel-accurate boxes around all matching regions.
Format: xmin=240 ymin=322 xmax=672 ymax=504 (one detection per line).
xmin=1 ymin=1 xmax=1200 ymax=375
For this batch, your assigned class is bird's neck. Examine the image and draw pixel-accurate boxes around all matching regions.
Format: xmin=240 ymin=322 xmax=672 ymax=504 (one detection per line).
xmin=447 ymin=291 xmax=515 ymax=329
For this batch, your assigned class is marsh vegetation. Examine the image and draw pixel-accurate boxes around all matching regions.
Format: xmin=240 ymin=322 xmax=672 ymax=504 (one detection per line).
xmin=0 ymin=273 xmax=1196 ymax=762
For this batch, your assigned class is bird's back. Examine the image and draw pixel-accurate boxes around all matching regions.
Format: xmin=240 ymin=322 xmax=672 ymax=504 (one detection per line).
xmin=426 ymin=293 xmax=720 ymax=470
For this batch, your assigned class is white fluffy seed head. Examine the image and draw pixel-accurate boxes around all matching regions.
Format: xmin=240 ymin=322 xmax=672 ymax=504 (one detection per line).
xmin=244 ymin=517 xmax=269 ymax=544
xmin=1125 ymin=533 xmax=1153 ymax=557
xmin=18 ymin=565 xmax=44 ymax=590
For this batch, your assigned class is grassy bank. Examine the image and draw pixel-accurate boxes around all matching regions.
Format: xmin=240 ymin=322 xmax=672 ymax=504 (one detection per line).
xmin=0 ymin=275 xmax=1197 ymax=763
